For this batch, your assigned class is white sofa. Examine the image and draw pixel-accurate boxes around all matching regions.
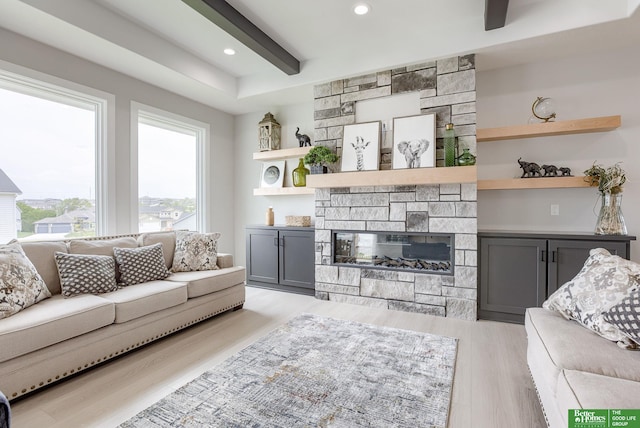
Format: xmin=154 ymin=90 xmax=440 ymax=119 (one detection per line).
xmin=526 ymin=307 xmax=640 ymax=428
xmin=0 ymin=232 xmax=245 ymax=401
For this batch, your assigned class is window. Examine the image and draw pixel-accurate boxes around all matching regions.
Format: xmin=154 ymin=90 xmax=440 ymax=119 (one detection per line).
xmin=0 ymin=69 xmax=107 ymax=242
xmin=134 ymin=105 xmax=208 ymax=233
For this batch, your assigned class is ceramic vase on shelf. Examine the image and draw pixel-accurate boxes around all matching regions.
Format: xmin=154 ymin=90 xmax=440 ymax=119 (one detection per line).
xmin=265 ymin=207 xmax=274 ymax=226
xmin=292 ymin=158 xmax=310 ymax=187
xmin=595 ymin=192 xmax=627 ymax=235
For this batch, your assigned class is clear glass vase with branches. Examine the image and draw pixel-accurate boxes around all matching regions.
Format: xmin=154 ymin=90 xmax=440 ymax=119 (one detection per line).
xmin=584 ymin=162 xmax=627 ymax=235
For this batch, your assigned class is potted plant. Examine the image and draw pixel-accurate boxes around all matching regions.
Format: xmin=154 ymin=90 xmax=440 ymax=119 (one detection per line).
xmin=584 ymin=162 xmax=627 ymax=235
xmin=303 ymin=145 xmax=339 ymax=174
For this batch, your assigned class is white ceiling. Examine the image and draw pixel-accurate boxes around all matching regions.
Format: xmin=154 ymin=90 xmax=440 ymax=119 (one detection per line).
xmin=0 ymin=0 xmax=638 ymax=114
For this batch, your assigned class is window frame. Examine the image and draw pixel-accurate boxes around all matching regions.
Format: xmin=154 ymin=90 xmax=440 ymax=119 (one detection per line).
xmin=131 ymin=102 xmax=210 ymax=233
xmin=0 ymin=60 xmax=114 ymax=236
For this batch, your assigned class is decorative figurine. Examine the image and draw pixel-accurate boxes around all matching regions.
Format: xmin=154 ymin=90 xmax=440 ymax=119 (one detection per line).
xmin=518 ymin=158 xmax=542 ymax=178
xmin=559 ymin=167 xmax=572 ymax=176
xmin=541 ymin=164 xmax=559 ymax=176
xmin=295 ymin=127 xmax=312 ymax=147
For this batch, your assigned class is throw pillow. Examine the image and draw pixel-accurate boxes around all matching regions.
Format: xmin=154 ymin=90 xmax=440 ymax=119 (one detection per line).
xmin=113 ymin=243 xmax=170 ymax=286
xmin=54 ymin=252 xmax=118 ymax=297
xmin=172 ymin=231 xmax=221 ymax=272
xmin=602 ymin=288 xmax=640 ymax=346
xmin=543 ymin=248 xmax=640 ymax=348
xmin=0 ymin=242 xmax=51 ymax=318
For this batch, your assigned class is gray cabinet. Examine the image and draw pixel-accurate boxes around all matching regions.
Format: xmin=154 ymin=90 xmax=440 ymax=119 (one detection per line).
xmin=246 ymin=226 xmax=315 ymax=295
xmin=479 ymin=231 xmax=635 ymax=324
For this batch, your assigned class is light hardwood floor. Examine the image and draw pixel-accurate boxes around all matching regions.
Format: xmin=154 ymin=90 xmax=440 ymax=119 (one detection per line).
xmin=11 ymin=287 xmax=546 ymax=428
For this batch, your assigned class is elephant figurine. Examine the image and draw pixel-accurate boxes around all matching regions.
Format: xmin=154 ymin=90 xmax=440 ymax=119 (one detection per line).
xmin=518 ymin=158 xmax=542 ymax=178
xmin=559 ymin=167 xmax=572 ymax=176
xmin=295 ymin=127 xmax=311 ymax=147
xmin=397 ymin=139 xmax=429 ymax=168
xmin=541 ymin=164 xmax=559 ymax=177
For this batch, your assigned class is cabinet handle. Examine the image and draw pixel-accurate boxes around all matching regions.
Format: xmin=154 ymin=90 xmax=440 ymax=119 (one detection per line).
xmin=540 ymin=250 xmax=546 ymax=262
xmin=279 ymin=237 xmax=285 ymax=247
xmin=273 ymin=237 xmax=279 ymax=247
xmin=551 ymin=251 xmax=557 ymax=263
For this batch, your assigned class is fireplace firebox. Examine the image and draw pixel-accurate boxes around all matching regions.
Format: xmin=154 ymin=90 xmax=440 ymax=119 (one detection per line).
xmin=332 ymin=231 xmax=453 ymax=274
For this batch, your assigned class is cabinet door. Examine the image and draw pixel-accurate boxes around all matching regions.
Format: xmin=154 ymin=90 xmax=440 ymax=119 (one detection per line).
xmin=479 ymin=237 xmax=547 ymax=323
xmin=279 ymin=229 xmax=315 ymax=289
xmin=246 ymin=228 xmax=279 ymax=285
xmin=547 ymin=239 xmax=628 ymax=295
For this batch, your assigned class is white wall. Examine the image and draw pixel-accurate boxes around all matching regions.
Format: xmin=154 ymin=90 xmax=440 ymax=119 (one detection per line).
xmin=0 ymin=28 xmax=236 ymax=252
xmin=234 ymin=103 xmax=315 ymax=263
xmin=476 ymin=44 xmax=640 ymax=261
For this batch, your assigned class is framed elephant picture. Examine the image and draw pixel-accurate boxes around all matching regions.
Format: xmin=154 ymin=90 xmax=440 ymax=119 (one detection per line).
xmin=392 ymin=114 xmax=436 ymax=170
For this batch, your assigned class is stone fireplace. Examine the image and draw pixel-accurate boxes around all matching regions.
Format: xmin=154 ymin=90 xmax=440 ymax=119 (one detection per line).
xmin=312 ymin=54 xmax=477 ymax=320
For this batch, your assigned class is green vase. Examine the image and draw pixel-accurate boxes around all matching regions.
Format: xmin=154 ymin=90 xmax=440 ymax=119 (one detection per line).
xmin=444 ymin=123 xmax=456 ymax=167
xmin=457 ymin=148 xmax=476 ymax=166
xmin=292 ymin=158 xmax=310 ymax=187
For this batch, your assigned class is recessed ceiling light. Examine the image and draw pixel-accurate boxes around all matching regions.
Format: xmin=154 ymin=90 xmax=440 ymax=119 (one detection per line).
xmin=223 ymin=48 xmax=236 ymax=56
xmin=353 ymin=3 xmax=370 ymax=15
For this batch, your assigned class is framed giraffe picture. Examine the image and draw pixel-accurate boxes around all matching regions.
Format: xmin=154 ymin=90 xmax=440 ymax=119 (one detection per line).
xmin=341 ymin=121 xmax=381 ymax=172
xmin=392 ymin=114 xmax=436 ymax=170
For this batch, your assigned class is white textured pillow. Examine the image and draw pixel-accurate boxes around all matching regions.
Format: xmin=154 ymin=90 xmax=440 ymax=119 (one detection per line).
xmin=543 ymin=248 xmax=640 ymax=348
xmin=172 ymin=231 xmax=220 ymax=272
xmin=0 ymin=242 xmax=51 ymax=318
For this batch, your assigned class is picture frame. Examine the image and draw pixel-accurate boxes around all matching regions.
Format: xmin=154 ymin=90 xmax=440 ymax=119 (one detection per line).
xmin=341 ymin=121 xmax=381 ymax=172
xmin=260 ymin=161 xmax=285 ymax=188
xmin=392 ymin=114 xmax=436 ymax=169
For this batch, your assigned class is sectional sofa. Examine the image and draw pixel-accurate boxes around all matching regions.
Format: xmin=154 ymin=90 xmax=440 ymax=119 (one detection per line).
xmin=0 ymin=231 xmax=245 ymax=400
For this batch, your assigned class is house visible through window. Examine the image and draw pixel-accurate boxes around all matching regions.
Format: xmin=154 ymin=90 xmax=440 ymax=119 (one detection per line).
xmin=137 ymin=110 xmax=205 ymax=233
xmin=0 ymin=74 xmax=103 ymax=243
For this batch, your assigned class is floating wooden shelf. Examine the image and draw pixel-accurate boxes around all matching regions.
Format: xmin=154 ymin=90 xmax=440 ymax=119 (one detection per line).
xmin=478 ymin=176 xmax=593 ymax=190
xmin=307 ymin=166 xmax=477 ymax=188
xmin=253 ymin=187 xmax=315 ymax=196
xmin=253 ymin=146 xmax=312 ymax=161
xmin=477 ymin=116 xmax=621 ymax=142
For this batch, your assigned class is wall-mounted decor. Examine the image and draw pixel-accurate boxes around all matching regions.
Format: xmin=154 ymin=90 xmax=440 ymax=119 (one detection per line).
xmin=341 ymin=121 xmax=380 ymax=172
xmin=392 ymin=114 xmax=435 ymax=170
xmin=260 ymin=161 xmax=285 ymax=188
xmin=258 ymin=112 xmax=281 ymax=151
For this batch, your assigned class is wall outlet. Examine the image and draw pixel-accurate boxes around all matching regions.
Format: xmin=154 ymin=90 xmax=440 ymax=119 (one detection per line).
xmin=550 ymin=204 xmax=560 ymax=216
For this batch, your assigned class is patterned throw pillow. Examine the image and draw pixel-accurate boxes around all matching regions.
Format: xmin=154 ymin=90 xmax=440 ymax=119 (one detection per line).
xmin=54 ymin=252 xmax=118 ymax=297
xmin=602 ymin=288 xmax=640 ymax=346
xmin=0 ymin=242 xmax=51 ymax=318
xmin=172 ymin=231 xmax=220 ymax=272
xmin=113 ymin=243 xmax=170 ymax=286
xmin=543 ymin=248 xmax=640 ymax=348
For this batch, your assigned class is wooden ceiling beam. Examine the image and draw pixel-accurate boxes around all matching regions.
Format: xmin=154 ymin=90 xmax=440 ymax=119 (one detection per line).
xmin=182 ymin=0 xmax=300 ymax=75
xmin=485 ymin=0 xmax=509 ymax=30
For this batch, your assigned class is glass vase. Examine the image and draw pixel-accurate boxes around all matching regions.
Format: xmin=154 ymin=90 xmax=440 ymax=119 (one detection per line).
xmin=595 ymin=192 xmax=627 ymax=235
xmin=292 ymin=158 xmax=310 ymax=187
xmin=444 ymin=123 xmax=456 ymax=167
xmin=457 ymin=148 xmax=476 ymax=166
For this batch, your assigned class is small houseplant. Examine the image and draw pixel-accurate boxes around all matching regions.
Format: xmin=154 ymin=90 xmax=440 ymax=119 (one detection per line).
xmin=584 ymin=162 xmax=627 ymax=235
xmin=303 ymin=145 xmax=339 ymax=174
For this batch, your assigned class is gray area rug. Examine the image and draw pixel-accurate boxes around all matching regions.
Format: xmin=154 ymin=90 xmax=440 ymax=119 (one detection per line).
xmin=120 ymin=314 xmax=458 ymax=428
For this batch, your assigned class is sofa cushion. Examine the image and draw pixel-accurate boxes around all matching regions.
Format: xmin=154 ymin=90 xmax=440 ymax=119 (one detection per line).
xmin=543 ymin=248 xmax=640 ymax=347
xmin=556 ymin=369 xmax=640 ymax=410
xmin=54 ymin=252 xmax=118 ymax=297
xmin=526 ymin=308 xmax=640 ymax=388
xmin=0 ymin=243 xmax=51 ymax=319
xmin=603 ymin=288 xmax=640 ymax=346
xmin=69 ymin=237 xmax=138 ymax=281
xmin=0 ymin=293 xmax=114 ymax=363
xmin=167 ymin=266 xmax=245 ymax=298
xmin=138 ymin=231 xmax=176 ymax=269
xmin=172 ymin=231 xmax=220 ymax=272
xmin=113 ymin=244 xmax=170 ymax=286
xmin=216 ymin=253 xmax=234 ymax=270
xmin=99 ymin=280 xmax=187 ymax=323
xmin=19 ymin=240 xmax=68 ymax=295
